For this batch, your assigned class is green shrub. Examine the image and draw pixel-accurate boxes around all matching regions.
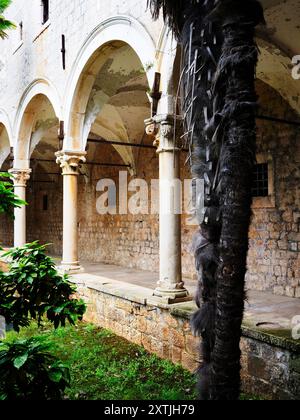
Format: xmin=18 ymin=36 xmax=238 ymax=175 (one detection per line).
xmin=0 ymin=172 xmax=26 ymax=218
xmin=0 ymin=242 xmax=86 ymax=331
xmin=0 ymin=175 xmax=85 ymax=400
xmin=0 ymin=337 xmax=70 ymax=400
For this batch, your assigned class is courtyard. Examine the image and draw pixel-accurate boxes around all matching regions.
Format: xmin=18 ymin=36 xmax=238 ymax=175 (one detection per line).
xmin=0 ymin=0 xmax=300 ymax=401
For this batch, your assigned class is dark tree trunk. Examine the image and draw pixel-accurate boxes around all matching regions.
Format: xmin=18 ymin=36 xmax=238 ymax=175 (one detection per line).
xmin=208 ymin=0 xmax=264 ymax=399
xmin=148 ymin=0 xmax=264 ymax=400
xmin=180 ymin=3 xmax=223 ymax=401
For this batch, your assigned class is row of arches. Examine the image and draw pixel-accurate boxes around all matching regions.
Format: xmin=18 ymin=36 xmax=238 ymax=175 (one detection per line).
xmin=0 ymin=12 xmax=299 ymax=170
xmin=0 ymin=16 xmax=177 ymax=173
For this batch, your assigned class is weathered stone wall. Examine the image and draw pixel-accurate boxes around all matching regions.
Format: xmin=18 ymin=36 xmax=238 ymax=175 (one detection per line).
xmin=78 ymin=284 xmax=300 ymax=400
xmin=26 ymin=178 xmax=63 ymax=256
xmin=0 ymin=0 xmax=161 ymax=119
xmin=0 ymin=213 xmax=13 ymax=247
xmin=76 ymin=144 xmax=195 ymax=276
xmin=246 ymin=81 xmax=300 ymax=297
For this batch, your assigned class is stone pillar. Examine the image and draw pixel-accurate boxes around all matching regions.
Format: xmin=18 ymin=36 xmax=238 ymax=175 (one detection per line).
xmin=9 ymin=168 xmax=32 ymax=247
xmin=56 ymin=151 xmax=86 ymax=273
xmin=146 ymin=115 xmax=191 ymax=304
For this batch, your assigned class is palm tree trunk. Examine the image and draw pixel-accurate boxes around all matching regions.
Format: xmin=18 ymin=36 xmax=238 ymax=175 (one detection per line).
xmin=148 ymin=0 xmax=264 ymax=400
xmin=208 ymin=0 xmax=264 ymax=400
xmin=180 ymin=3 xmax=223 ymax=400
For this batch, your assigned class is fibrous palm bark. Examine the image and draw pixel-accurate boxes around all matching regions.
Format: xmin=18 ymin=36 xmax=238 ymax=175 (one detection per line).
xmin=148 ymin=0 xmax=264 ymax=400
xmin=208 ymin=0 xmax=264 ymax=399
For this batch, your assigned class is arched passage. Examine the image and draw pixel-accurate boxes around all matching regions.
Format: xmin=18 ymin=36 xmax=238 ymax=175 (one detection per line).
xmin=0 ymin=120 xmax=13 ymax=247
xmin=0 ymin=122 xmax=12 ymax=170
xmin=14 ymin=79 xmax=62 ymax=168
xmin=64 ymin=16 xmax=156 ymax=152
xmin=60 ymin=18 xmax=165 ymax=272
xmin=11 ymin=84 xmax=62 ymax=253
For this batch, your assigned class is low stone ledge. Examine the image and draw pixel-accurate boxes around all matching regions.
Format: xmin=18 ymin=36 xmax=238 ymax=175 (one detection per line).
xmin=167 ymin=300 xmax=300 ymax=354
xmin=72 ymin=274 xmax=153 ymax=305
xmin=71 ymin=277 xmax=300 ymax=399
xmin=242 ymin=325 xmax=300 ymax=354
xmin=76 ymin=275 xmax=300 ymax=354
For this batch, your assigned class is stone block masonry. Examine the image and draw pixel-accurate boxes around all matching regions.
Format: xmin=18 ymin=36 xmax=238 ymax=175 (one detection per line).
xmin=246 ymin=81 xmax=300 ymax=298
xmin=76 ymin=278 xmax=300 ymax=400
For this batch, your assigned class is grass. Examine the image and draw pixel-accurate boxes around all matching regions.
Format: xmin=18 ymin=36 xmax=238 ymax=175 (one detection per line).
xmin=6 ymin=322 xmax=197 ymax=400
xmin=5 ymin=322 xmax=261 ymax=400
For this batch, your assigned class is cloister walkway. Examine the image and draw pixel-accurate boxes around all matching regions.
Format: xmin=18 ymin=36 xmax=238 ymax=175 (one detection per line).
xmin=63 ymin=260 xmax=299 ymax=333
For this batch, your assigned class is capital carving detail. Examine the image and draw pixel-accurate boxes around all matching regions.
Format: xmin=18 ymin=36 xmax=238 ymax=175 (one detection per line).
xmin=145 ymin=115 xmax=182 ymax=153
xmin=55 ymin=151 xmax=87 ymax=176
xmin=9 ymin=169 xmax=32 ymax=187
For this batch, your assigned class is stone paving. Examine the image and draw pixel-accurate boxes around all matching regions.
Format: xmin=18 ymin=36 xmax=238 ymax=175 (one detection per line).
xmin=74 ymin=261 xmax=300 ymax=332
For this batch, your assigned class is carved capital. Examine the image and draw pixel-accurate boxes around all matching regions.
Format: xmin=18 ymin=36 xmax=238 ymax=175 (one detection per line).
xmin=9 ymin=168 xmax=32 ymax=187
xmin=145 ymin=119 xmax=160 ymax=147
xmin=145 ymin=115 xmax=182 ymax=153
xmin=55 ymin=151 xmax=87 ymax=176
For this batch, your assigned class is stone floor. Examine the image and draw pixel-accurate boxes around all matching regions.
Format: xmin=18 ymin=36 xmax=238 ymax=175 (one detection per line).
xmin=73 ymin=261 xmax=300 ymax=332
xmin=2 ymin=249 xmax=299 ymax=333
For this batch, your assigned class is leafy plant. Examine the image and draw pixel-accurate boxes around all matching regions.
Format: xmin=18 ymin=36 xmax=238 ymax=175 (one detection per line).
xmin=0 ymin=337 xmax=70 ymax=400
xmin=0 ymin=172 xmax=26 ymax=218
xmin=0 ymin=242 xmax=86 ymax=331
xmin=0 ymin=175 xmax=85 ymax=400
xmin=0 ymin=0 xmax=16 ymax=40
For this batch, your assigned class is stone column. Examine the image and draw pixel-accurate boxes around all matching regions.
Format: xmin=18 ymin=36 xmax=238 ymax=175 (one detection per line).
xmin=9 ymin=168 xmax=32 ymax=247
xmin=146 ymin=115 xmax=191 ymax=304
xmin=56 ymin=151 xmax=86 ymax=273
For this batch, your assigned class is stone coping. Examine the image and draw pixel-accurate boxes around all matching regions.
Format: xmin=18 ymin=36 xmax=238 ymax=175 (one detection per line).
xmin=71 ymin=273 xmax=300 ymax=354
xmin=1 ymin=253 xmax=299 ymax=354
xmin=170 ymin=303 xmax=300 ymax=353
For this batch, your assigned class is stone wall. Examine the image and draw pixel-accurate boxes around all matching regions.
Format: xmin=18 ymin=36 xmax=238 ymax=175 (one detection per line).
xmin=26 ymin=177 xmax=63 ymax=257
xmin=0 ymin=213 xmax=13 ymax=247
xmin=77 ymin=282 xmax=300 ymax=400
xmin=246 ymin=81 xmax=300 ymax=297
xmin=76 ymin=144 xmax=194 ymax=276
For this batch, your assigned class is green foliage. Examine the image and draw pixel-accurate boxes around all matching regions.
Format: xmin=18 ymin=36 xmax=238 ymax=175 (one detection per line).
xmin=0 ymin=175 xmax=84 ymax=401
xmin=0 ymin=337 xmax=70 ymax=400
xmin=6 ymin=322 xmax=262 ymax=400
xmin=0 ymin=172 xmax=26 ymax=218
xmin=0 ymin=0 xmax=16 ymax=40
xmin=8 ymin=322 xmax=198 ymax=400
xmin=0 ymin=242 xmax=86 ymax=331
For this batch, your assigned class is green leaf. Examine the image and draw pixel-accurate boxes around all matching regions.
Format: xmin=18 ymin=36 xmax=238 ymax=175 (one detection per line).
xmin=13 ymin=353 xmax=28 ymax=369
xmin=48 ymin=370 xmax=63 ymax=383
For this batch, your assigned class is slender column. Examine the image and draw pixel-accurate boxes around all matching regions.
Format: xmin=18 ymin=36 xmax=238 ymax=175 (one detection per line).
xmin=56 ymin=151 xmax=86 ymax=273
xmin=9 ymin=168 xmax=32 ymax=247
xmin=146 ymin=115 xmax=191 ymax=304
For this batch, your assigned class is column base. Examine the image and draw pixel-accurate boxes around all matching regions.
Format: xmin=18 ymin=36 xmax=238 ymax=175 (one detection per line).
xmin=152 ymin=287 xmax=192 ymax=305
xmin=58 ymin=262 xmax=85 ymax=275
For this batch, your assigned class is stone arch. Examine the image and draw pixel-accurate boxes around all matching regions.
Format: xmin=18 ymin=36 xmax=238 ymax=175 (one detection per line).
xmin=14 ymin=79 xmax=61 ymax=168
xmin=64 ymin=15 xmax=156 ymax=153
xmin=0 ymin=110 xmax=13 ymax=168
xmin=0 ymin=109 xmax=13 ymax=147
xmin=256 ymin=38 xmax=300 ymax=117
xmin=155 ymin=26 xmax=180 ymax=115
